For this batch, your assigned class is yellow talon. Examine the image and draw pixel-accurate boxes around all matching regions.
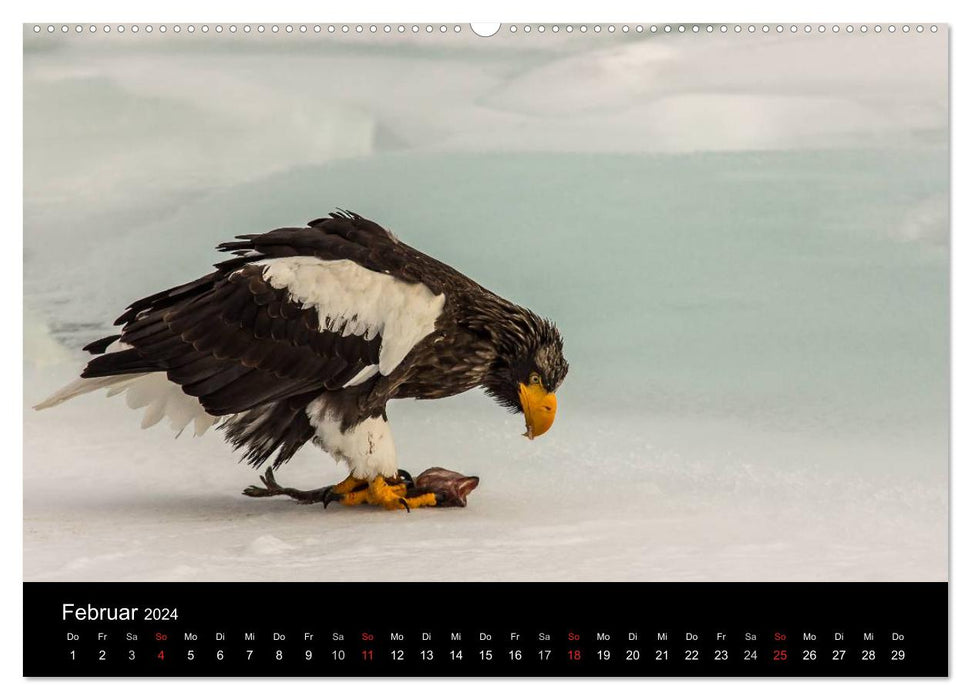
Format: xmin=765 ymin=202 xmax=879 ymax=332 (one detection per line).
xmin=400 ymin=492 xmax=438 ymax=510
xmin=340 ymin=488 xmax=370 ymax=506
xmin=331 ymin=475 xmax=368 ymax=495
xmin=363 ymin=476 xmax=437 ymax=511
xmin=327 ymin=475 xmax=438 ymax=511
xmin=367 ymin=476 xmax=409 ymax=510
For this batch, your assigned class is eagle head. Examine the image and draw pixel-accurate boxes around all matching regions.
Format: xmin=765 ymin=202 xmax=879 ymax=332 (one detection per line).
xmin=484 ymin=314 xmax=568 ymax=440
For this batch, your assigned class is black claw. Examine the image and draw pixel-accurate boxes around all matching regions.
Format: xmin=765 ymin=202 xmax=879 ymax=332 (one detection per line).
xmin=397 ymin=469 xmax=415 ymax=486
xmin=322 ymin=489 xmax=341 ymax=510
xmin=398 ymin=498 xmax=411 ymax=513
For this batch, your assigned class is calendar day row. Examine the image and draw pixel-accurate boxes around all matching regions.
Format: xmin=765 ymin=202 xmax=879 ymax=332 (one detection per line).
xmin=64 ymin=646 xmax=911 ymax=664
xmin=59 ymin=629 xmax=909 ymax=644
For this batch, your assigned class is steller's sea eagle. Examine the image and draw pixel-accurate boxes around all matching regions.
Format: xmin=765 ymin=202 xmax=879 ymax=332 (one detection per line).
xmin=35 ymin=212 xmax=568 ymax=511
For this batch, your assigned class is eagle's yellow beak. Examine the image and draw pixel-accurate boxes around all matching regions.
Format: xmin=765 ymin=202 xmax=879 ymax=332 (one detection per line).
xmin=518 ymin=383 xmax=557 ymax=440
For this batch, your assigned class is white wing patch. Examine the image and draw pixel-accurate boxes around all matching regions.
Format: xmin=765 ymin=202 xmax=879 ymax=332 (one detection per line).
xmin=342 ymin=364 xmax=380 ymax=388
xmin=257 ymin=256 xmax=445 ymax=377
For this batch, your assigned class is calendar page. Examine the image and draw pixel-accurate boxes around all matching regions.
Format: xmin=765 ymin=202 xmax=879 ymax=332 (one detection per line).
xmin=22 ymin=20 xmax=949 ymax=677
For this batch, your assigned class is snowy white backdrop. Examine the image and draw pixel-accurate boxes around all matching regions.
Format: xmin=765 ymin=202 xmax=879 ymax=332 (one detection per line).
xmin=23 ymin=27 xmax=948 ymax=581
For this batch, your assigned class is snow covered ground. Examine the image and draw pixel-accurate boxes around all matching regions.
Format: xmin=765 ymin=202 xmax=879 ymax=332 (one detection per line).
xmin=24 ymin=364 xmax=946 ymax=582
xmin=23 ymin=28 xmax=948 ymax=582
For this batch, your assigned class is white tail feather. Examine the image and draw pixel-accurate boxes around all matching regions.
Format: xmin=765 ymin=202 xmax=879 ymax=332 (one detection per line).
xmin=141 ymin=398 xmax=166 ymax=429
xmin=33 ymin=374 xmax=147 ymax=410
xmin=34 ymin=372 xmax=218 ymax=437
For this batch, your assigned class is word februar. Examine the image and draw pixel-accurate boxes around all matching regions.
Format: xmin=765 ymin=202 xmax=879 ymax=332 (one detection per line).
xmin=62 ymin=604 xmax=138 ymax=621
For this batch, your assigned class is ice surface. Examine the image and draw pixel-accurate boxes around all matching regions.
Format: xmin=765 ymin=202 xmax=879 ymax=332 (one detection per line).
xmin=24 ymin=363 xmax=946 ymax=582
xmin=23 ymin=29 xmax=948 ymax=582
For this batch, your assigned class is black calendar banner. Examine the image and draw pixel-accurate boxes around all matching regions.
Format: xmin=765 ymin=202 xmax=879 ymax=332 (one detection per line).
xmin=23 ymin=582 xmax=947 ymax=677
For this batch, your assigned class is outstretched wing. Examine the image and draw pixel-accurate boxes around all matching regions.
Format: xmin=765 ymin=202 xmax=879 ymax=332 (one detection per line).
xmin=82 ymin=213 xmax=447 ymax=418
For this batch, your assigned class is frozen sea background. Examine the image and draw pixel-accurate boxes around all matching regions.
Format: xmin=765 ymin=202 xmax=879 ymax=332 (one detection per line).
xmin=23 ymin=29 xmax=948 ymax=581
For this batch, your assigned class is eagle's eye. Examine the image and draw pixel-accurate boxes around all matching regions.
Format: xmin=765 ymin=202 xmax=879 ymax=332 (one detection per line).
xmin=529 ymin=372 xmax=542 ymax=386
